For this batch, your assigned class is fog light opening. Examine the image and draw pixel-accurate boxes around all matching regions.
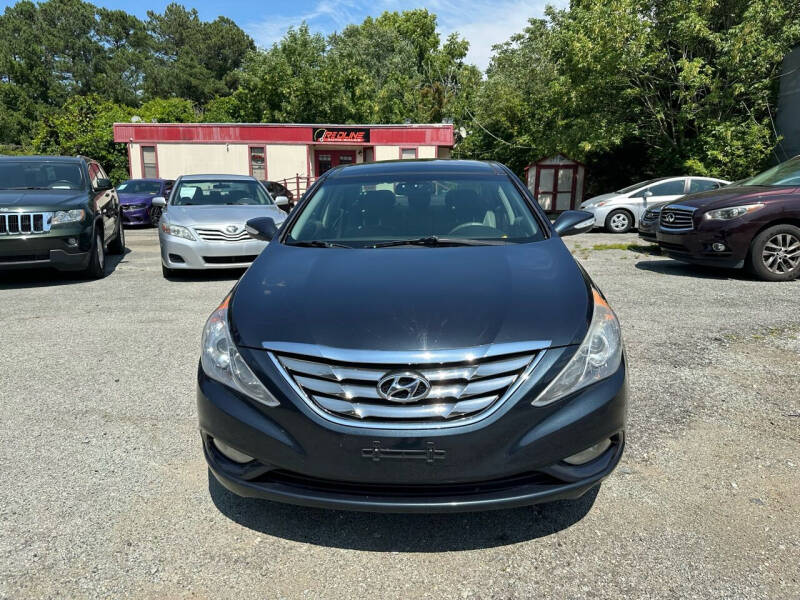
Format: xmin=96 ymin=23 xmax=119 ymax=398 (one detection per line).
xmin=168 ymin=253 xmax=185 ymax=263
xmin=66 ymin=237 xmax=78 ymax=247
xmin=563 ymin=438 xmax=612 ymax=465
xmin=711 ymin=242 xmax=727 ymax=252
xmin=212 ymin=438 xmax=254 ymax=464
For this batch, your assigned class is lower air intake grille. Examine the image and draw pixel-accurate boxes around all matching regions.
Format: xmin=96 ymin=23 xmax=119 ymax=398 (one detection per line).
xmin=268 ymin=342 xmax=547 ymax=428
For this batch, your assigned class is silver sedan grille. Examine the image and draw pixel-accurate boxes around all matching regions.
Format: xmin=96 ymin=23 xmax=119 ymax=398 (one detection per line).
xmin=266 ymin=341 xmax=548 ymax=428
xmin=194 ymin=227 xmax=250 ymax=242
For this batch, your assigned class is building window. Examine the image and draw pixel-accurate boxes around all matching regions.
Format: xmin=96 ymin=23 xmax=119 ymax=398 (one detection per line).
xmin=400 ymin=148 xmax=417 ymax=159
xmin=250 ymin=146 xmax=266 ymax=180
xmin=141 ymin=146 xmax=158 ymax=178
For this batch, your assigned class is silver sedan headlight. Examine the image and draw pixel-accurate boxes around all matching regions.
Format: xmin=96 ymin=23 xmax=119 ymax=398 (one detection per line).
xmin=533 ymin=288 xmax=623 ymax=406
xmin=201 ymin=296 xmax=279 ymax=407
xmin=703 ymin=204 xmax=764 ymax=221
xmin=160 ymin=222 xmax=196 ymax=240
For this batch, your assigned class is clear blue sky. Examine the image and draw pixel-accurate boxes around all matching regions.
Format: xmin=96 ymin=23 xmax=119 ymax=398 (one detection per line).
xmin=0 ymin=0 xmax=565 ymax=71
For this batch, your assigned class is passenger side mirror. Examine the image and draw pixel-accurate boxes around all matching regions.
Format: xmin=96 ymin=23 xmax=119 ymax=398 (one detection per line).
xmin=151 ymin=197 xmax=167 ymax=207
xmin=246 ymin=217 xmax=278 ymax=241
xmin=274 ymin=195 xmax=290 ymax=207
xmin=553 ymin=210 xmax=595 ymax=237
xmin=95 ymin=178 xmax=113 ymax=191
xmin=642 ymin=190 xmax=653 ymax=198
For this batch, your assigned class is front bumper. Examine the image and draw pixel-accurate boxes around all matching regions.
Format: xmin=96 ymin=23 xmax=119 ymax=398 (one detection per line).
xmin=159 ymin=233 xmax=268 ymax=270
xmin=657 ymin=222 xmax=751 ymax=268
xmin=581 ymin=205 xmax=613 ymax=229
xmin=0 ymin=224 xmax=93 ymax=271
xmin=198 ymin=347 xmax=628 ymax=513
xmin=122 ymin=206 xmax=152 ymax=226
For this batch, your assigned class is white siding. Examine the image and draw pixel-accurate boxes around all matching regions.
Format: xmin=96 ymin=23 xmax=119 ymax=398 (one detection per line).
xmin=374 ymin=146 xmax=400 ymax=161
xmin=417 ymin=146 xmax=436 ymax=159
xmin=266 ymin=144 xmax=308 ymax=181
xmin=155 ymin=143 xmax=249 ymax=179
xmin=129 ymin=143 xmax=142 ymax=178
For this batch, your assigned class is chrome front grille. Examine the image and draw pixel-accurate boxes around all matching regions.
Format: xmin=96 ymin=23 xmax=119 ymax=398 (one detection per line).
xmin=267 ymin=341 xmax=548 ymax=428
xmin=660 ymin=207 xmax=695 ymax=230
xmin=0 ymin=212 xmax=52 ymax=235
xmin=194 ymin=226 xmax=250 ymax=242
xmin=641 ymin=209 xmax=659 ymax=223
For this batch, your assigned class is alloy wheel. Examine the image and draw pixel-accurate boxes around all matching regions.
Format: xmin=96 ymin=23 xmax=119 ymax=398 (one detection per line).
xmin=96 ymin=234 xmax=105 ymax=270
xmin=610 ymin=213 xmax=629 ymax=231
xmin=762 ymin=233 xmax=800 ymax=274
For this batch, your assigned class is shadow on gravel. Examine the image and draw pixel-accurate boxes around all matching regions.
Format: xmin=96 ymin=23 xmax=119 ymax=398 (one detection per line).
xmin=635 ymin=259 xmax=750 ymax=280
xmin=208 ymin=472 xmax=599 ymax=551
xmin=0 ymin=248 xmax=129 ymax=289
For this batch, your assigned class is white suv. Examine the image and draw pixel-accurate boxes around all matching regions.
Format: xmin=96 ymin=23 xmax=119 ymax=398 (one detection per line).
xmin=581 ymin=176 xmax=730 ymax=233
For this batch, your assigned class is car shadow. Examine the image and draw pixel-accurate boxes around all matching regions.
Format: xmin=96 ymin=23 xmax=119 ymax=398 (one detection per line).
xmin=635 ymin=259 xmax=752 ymax=281
xmin=207 ymin=472 xmax=599 ymax=551
xmin=0 ymin=247 xmax=130 ymax=289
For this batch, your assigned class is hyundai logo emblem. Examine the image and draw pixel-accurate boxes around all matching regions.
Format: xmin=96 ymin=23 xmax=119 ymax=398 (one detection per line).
xmin=377 ymin=372 xmax=431 ymax=404
xmin=225 ymin=225 xmax=240 ymax=234
xmin=665 ymin=213 xmax=675 ymax=223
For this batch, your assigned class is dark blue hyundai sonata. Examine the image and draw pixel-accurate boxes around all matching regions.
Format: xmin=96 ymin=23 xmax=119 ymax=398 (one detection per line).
xmin=197 ymin=159 xmax=627 ymax=512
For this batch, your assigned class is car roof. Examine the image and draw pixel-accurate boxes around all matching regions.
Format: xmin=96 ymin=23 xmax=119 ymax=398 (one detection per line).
xmin=179 ymin=174 xmax=257 ymax=182
xmin=0 ymin=155 xmax=85 ymax=164
xmin=123 ymin=178 xmax=168 ymax=182
xmin=326 ymin=159 xmax=504 ymax=179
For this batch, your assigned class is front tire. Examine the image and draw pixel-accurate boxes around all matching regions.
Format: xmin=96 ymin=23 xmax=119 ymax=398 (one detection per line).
xmin=108 ymin=219 xmax=125 ymax=255
xmin=605 ymin=209 xmax=633 ymax=233
xmin=149 ymin=206 xmax=162 ymax=227
xmin=83 ymin=231 xmax=106 ymax=279
xmin=747 ymin=224 xmax=800 ymax=281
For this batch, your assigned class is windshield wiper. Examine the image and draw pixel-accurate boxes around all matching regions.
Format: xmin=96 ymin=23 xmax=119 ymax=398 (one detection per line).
xmin=372 ymin=236 xmax=507 ymax=248
xmin=286 ymin=240 xmax=353 ymax=249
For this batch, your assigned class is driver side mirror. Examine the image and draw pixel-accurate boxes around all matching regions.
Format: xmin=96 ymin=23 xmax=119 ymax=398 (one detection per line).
xmin=641 ymin=190 xmax=653 ymax=198
xmin=246 ymin=217 xmax=278 ymax=241
xmin=553 ymin=210 xmax=595 ymax=237
xmin=95 ymin=178 xmax=113 ymax=191
xmin=151 ymin=197 xmax=167 ymax=207
xmin=274 ymin=195 xmax=290 ymax=207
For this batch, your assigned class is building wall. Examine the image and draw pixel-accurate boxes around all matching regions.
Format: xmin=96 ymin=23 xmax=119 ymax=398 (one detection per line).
xmin=129 ymin=143 xmax=142 ymax=178
xmin=374 ymin=146 xmax=399 ymax=161
xmin=417 ymin=146 xmax=436 ymax=159
xmin=155 ymin=143 xmax=250 ymax=178
xmin=265 ymin=144 xmax=308 ymax=181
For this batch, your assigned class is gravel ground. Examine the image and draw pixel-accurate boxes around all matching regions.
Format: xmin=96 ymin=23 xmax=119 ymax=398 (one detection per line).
xmin=1 ymin=229 xmax=798 ymax=599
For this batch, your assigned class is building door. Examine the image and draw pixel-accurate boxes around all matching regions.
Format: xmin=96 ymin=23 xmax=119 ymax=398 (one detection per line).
xmin=315 ymin=151 xmax=356 ymax=176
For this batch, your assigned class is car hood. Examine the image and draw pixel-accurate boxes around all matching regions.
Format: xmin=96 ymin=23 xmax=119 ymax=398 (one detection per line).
xmin=667 ymin=185 xmax=798 ymax=210
xmin=581 ymin=192 xmax=618 ymax=208
xmin=119 ymin=193 xmax=155 ymax=205
xmin=0 ymin=189 xmax=88 ymax=210
xmin=230 ymin=238 xmax=592 ymax=352
xmin=165 ymin=204 xmax=287 ymax=226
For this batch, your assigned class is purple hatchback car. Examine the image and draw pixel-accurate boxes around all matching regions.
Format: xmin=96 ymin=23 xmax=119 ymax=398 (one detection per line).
xmin=117 ymin=178 xmax=174 ymax=226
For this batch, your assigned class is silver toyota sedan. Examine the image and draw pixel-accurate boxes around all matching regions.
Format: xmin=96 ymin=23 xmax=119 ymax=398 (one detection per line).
xmin=154 ymin=174 xmax=287 ymax=277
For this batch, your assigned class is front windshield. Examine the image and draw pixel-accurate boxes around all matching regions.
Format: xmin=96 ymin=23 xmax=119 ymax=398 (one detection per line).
xmin=0 ymin=161 xmax=85 ymax=190
xmin=171 ymin=179 xmax=273 ymax=206
xmin=118 ymin=180 xmax=161 ymax=195
xmin=615 ymin=178 xmax=662 ymax=194
xmin=287 ymin=174 xmax=544 ymax=247
xmin=744 ymin=157 xmax=800 ymax=187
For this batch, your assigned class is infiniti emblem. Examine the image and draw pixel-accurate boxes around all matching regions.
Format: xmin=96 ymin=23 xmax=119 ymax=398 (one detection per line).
xmin=377 ymin=372 xmax=431 ymax=403
xmin=225 ymin=225 xmax=239 ymax=234
xmin=665 ymin=213 xmax=675 ymax=223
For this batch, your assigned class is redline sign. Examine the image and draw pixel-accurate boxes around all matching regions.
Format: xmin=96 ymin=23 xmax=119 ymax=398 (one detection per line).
xmin=313 ymin=128 xmax=370 ymax=143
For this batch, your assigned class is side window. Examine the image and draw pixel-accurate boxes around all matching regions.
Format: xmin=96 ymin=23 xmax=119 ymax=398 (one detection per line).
xmin=96 ymin=163 xmax=109 ymax=181
xmin=88 ymin=163 xmax=100 ymax=189
xmin=689 ymin=179 xmax=720 ymax=193
xmin=649 ymin=179 xmax=686 ymax=196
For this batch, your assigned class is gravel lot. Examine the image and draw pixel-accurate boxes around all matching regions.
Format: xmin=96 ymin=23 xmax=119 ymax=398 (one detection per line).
xmin=1 ymin=228 xmax=798 ymax=599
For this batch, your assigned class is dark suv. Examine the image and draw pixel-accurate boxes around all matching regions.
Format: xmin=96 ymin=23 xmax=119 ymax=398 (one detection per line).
xmin=0 ymin=156 xmax=125 ymax=278
xmin=657 ymin=156 xmax=800 ymax=281
xmin=197 ymin=159 xmax=627 ymax=513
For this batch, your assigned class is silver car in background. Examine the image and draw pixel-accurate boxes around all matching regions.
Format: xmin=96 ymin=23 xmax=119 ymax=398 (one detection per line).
xmin=154 ymin=174 xmax=287 ymax=277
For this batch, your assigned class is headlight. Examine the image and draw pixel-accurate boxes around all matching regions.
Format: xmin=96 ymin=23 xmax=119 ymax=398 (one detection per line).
xmin=201 ymin=295 xmax=278 ymax=407
xmin=593 ymin=201 xmax=608 ymax=207
xmin=703 ymin=204 xmax=764 ymax=221
xmin=161 ymin=222 xmax=196 ymax=240
xmin=51 ymin=209 xmax=85 ymax=225
xmin=533 ymin=288 xmax=623 ymax=406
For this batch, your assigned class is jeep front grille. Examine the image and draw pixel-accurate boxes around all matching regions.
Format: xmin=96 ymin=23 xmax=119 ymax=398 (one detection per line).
xmin=266 ymin=341 xmax=548 ymax=428
xmin=0 ymin=212 xmax=52 ymax=235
